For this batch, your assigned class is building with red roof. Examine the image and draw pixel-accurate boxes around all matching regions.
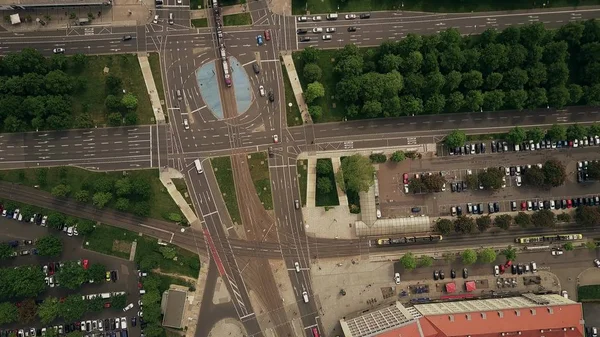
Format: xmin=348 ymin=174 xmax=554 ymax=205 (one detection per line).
xmin=340 ymin=293 xmax=584 ymax=337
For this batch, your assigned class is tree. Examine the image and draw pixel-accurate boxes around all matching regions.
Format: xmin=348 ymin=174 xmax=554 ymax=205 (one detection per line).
xmin=143 ymin=324 xmax=164 ymax=337
xmin=504 ymin=89 xmax=528 ymax=110
xmin=482 ymin=90 xmax=505 ymax=111
xmin=390 ymin=151 xmax=405 ymax=162
xmin=87 ymin=263 xmax=106 ymax=283
xmin=76 ymin=220 xmax=95 ymax=235
xmin=51 ymin=184 xmax=71 ymax=198
xmin=454 ymin=216 xmax=475 ymax=234
xmin=303 ymin=63 xmax=322 ymax=83
xmin=557 ymin=213 xmax=571 ymax=223
xmin=398 ymin=95 xmax=423 ymax=116
xmin=568 ymin=84 xmax=584 ymax=104
xmin=546 ymin=124 xmax=567 ymax=141
xmin=71 ymin=53 xmax=88 ymax=70
xmin=494 ymin=214 xmax=512 ymax=231
xmin=462 ymin=70 xmax=484 ymax=90
xmin=107 ymin=112 xmax=122 ymax=126
xmin=485 ymin=72 xmax=503 ymax=90
xmin=563 ymin=242 xmax=574 ymax=251
xmin=408 ymin=178 xmax=426 ymax=193
xmin=115 ymin=198 xmax=130 ymax=211
xmin=507 ymin=126 xmax=526 ymax=144
xmin=514 ymin=212 xmax=532 ymax=228
xmin=416 ymin=255 xmax=434 ymax=268
xmin=478 ymin=248 xmax=497 ymax=264
xmin=588 ymin=161 xmax=600 ymax=180
xmin=465 ymin=90 xmax=484 ymax=111
xmin=92 ymin=192 xmax=112 ymax=209
xmin=121 ymin=94 xmax=138 ymax=111
xmin=308 ymin=105 xmax=322 ymax=120
xmin=523 ymin=166 xmax=546 ymax=187
xmin=0 ymin=243 xmax=14 ymax=259
xmin=527 ymin=87 xmax=548 ymax=108
xmin=46 ymin=212 xmax=65 ymax=230
xmin=501 ymin=246 xmax=517 ymax=261
xmin=445 ymin=129 xmax=466 ymax=148
xmin=60 ymin=295 xmax=87 ymax=322
xmin=304 ymin=82 xmax=325 ymax=103
xmin=339 ymin=155 xmax=375 ymax=193
xmin=424 ymin=94 xmax=446 ymax=113
xmin=114 ymin=178 xmax=131 ymax=197
xmin=542 ymin=159 xmax=566 ymax=187
xmin=74 ymin=190 xmax=90 ymax=203
xmin=420 ymin=174 xmax=446 ymax=192
xmin=300 ymin=46 xmax=319 ymax=64
xmin=36 ymin=235 xmax=63 ymax=257
xmin=316 ymin=159 xmax=332 ymax=176
xmin=56 ymin=261 xmax=87 ymax=290
xmin=566 ymin=124 xmax=587 ymax=141
xmin=37 ymin=297 xmax=60 ymax=324
xmin=461 ymin=249 xmax=477 ymax=265
xmin=445 ymin=71 xmax=462 ymax=91
xmin=105 ymin=74 xmax=123 ymax=95
xmin=0 ymin=302 xmax=18 ymax=325
xmin=369 ymin=153 xmax=387 ymax=163
xmin=316 ymin=177 xmax=333 ymax=194
xmin=532 ymin=209 xmax=556 ymax=228
xmin=110 ymin=293 xmax=127 ymax=310
xmin=478 ymin=167 xmax=504 ymax=190
xmin=400 ymin=253 xmax=417 ymax=270
xmin=446 ymin=92 xmax=464 ymax=112
xmin=435 ymin=219 xmax=453 ymax=235
xmin=18 ymin=299 xmax=37 ymax=323
xmin=526 ymin=128 xmax=545 ymax=143
xmin=548 ymin=85 xmax=570 ymax=108
xmin=476 ymin=216 xmax=492 ymax=232
xmin=575 ymin=206 xmax=600 ymax=227
xmin=585 ymin=241 xmax=597 ymax=250
xmin=159 ymin=246 xmax=177 ymax=260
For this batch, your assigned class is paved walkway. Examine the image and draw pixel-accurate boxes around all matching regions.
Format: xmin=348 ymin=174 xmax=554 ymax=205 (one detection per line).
xmin=183 ymin=255 xmax=210 ymax=337
xmin=159 ymin=168 xmax=199 ymax=225
xmin=137 ymin=54 xmax=166 ymax=125
xmin=330 ymin=157 xmax=348 ymax=206
xmin=306 ymin=157 xmax=317 ymax=207
xmin=222 ymin=4 xmax=249 ymax=16
xmin=281 ymin=52 xmax=313 ymax=124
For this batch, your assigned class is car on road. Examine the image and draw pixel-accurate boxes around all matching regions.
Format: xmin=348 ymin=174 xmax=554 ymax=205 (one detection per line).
xmin=450 ymin=269 xmax=456 ymax=279
xmin=439 ymin=270 xmax=445 ymax=280
xmin=183 ymin=118 xmax=189 ymax=130
xmin=122 ymin=35 xmax=132 ymax=41
xmin=300 ymin=36 xmax=311 ymax=42
xmin=494 ymin=265 xmax=500 ymax=276
xmin=345 ymin=14 xmax=356 ymax=20
xmin=256 ymin=35 xmax=264 ymax=45
xmin=296 ymin=28 xmax=307 ymax=34
xmin=403 ymin=173 xmax=409 ymax=184
xmin=376 ymin=209 xmax=381 ymax=218
xmin=326 ymin=27 xmax=336 ymax=33
xmin=394 ymin=272 xmax=401 ymax=284
xmin=272 ymin=135 xmax=279 ymax=143
xmin=297 ymin=16 xmax=307 ymax=22
xmin=259 ymin=85 xmax=265 ymax=97
xmin=252 ymin=63 xmax=261 ymax=74
xmin=322 ymin=34 xmax=332 ymax=40
xmin=312 ymin=27 xmax=323 ymax=33
xmin=295 ymin=199 xmax=300 ymax=209
xmin=312 ymin=16 xmax=322 ymax=21
xmin=168 ymin=12 xmax=174 ymax=25
xmin=462 ymin=268 xmax=468 ymax=278
xmin=347 ymin=26 xmax=357 ymax=32
xmin=360 ymin=13 xmax=371 ymax=19
xmin=433 ymin=270 xmax=439 ymax=280
xmin=153 ymin=15 xmax=159 ymax=24
xmin=294 ymin=262 xmax=300 ymax=272
xmin=595 ymin=259 xmax=600 ymax=267
xmin=106 ymin=271 xmax=111 ymax=281
xmin=268 ymin=90 xmax=274 ymax=102
xmin=264 ymin=30 xmax=271 ymax=41
xmin=302 ymin=291 xmax=309 ymax=303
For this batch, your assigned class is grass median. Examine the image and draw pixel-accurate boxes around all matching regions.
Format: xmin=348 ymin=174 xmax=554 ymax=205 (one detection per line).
xmin=291 ymin=0 xmax=596 ymax=14
xmin=315 ymin=158 xmax=339 ymax=207
xmin=191 ymin=18 xmax=208 ymax=27
xmin=248 ymin=152 xmax=273 ymax=210
xmin=223 ymin=13 xmax=252 ymax=26
xmin=281 ymin=63 xmax=303 ymax=127
xmin=67 ymin=54 xmax=154 ymax=125
xmin=297 ymin=160 xmax=308 ymax=206
xmin=148 ymin=53 xmax=165 ymax=104
xmin=211 ymin=157 xmax=242 ymax=225
xmin=0 ymin=167 xmax=183 ymax=223
xmin=172 ymin=178 xmax=193 ymax=209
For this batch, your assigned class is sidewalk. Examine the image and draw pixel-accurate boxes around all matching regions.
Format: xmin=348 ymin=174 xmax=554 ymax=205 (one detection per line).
xmin=306 ymin=157 xmax=317 ymax=207
xmin=330 ymin=157 xmax=348 ymax=206
xmin=183 ymin=255 xmax=210 ymax=337
xmin=137 ymin=53 xmax=166 ymax=125
xmin=281 ymin=52 xmax=313 ymax=124
xmin=159 ymin=168 xmax=199 ymax=225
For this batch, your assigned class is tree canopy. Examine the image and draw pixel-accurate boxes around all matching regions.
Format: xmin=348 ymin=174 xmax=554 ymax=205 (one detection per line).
xmin=339 ymin=154 xmax=375 ymax=193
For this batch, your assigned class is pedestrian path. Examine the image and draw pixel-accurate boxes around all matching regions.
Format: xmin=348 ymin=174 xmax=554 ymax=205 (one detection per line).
xmin=159 ymin=168 xmax=199 ymax=225
xmin=331 ymin=157 xmax=348 ymax=206
xmin=281 ymin=52 xmax=312 ymax=124
xmin=306 ymin=157 xmax=316 ymax=207
xmin=137 ymin=54 xmax=166 ymax=125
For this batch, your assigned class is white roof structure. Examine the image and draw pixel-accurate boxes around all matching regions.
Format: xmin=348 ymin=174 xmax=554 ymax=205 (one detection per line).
xmin=10 ymin=13 xmax=20 ymax=24
xmin=340 ymin=302 xmax=418 ymax=337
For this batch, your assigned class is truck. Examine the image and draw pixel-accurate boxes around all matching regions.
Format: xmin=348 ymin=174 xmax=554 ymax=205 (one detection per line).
xmin=78 ymin=18 xmax=90 ymax=25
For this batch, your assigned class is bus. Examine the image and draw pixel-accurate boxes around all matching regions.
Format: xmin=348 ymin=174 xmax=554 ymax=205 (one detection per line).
xmin=376 ymin=235 xmax=442 ymax=246
xmin=515 ymin=233 xmax=582 ymax=244
xmin=222 ymin=60 xmax=232 ymax=87
xmin=194 ymin=159 xmax=203 ymax=174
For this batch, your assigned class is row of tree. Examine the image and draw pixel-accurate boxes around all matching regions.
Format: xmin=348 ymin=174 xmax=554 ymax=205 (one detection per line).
xmin=0 ymin=292 xmax=126 ymax=326
xmin=298 ymin=20 xmax=600 ymax=121
xmin=139 ymin=275 xmax=171 ymax=337
xmin=0 ymin=49 xmax=140 ymax=132
xmin=398 ymin=246 xmax=522 ymax=270
xmin=0 ymin=235 xmax=63 ymax=260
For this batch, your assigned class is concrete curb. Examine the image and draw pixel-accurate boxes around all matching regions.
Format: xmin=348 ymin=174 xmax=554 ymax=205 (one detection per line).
xmin=281 ymin=53 xmax=313 ymax=124
xmin=137 ymin=54 xmax=166 ymax=125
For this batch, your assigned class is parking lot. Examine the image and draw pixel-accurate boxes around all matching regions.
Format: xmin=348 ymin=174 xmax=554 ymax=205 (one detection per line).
xmin=377 ymin=141 xmax=600 ymax=218
xmin=0 ymin=216 xmax=143 ymax=337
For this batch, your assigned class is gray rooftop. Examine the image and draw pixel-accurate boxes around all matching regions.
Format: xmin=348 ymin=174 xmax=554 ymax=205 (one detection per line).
xmin=161 ymin=289 xmax=187 ymax=328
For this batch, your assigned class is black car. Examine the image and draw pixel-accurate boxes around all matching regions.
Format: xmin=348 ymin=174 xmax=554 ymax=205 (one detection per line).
xmin=481 ymin=143 xmax=486 ymax=153
xmin=104 ymin=319 xmax=110 ymax=330
xmin=411 ymin=207 xmax=421 ymax=213
xmin=462 ymin=181 xmax=467 ymax=190
xmin=360 ymin=13 xmax=371 ymax=19
xmin=494 ymin=202 xmax=500 ymax=212
xmin=439 ymin=270 xmax=445 ymax=280
xmin=296 ymin=28 xmax=307 ymax=34
xmin=347 ymin=26 xmax=357 ymax=32
xmin=300 ymin=36 xmax=311 ymax=42
xmin=511 ymin=264 xmax=517 ymax=274
xmin=463 ymin=268 xmax=468 ymax=278
xmin=457 ymin=206 xmax=462 ymax=216
xmin=111 ymin=270 xmax=118 ymax=282
xmin=110 ymin=318 xmax=116 ymax=330
xmin=451 ymin=183 xmax=457 ymax=192
xmin=475 ymin=143 xmax=480 ymax=154
xmin=517 ymin=265 xmax=523 ymax=275
xmin=433 ymin=271 xmax=439 ymax=280
xmin=491 ymin=141 xmax=497 ymax=153
xmin=122 ymin=35 xmax=132 ymax=41
xmin=268 ymin=91 xmax=274 ymax=102
xmin=450 ymin=269 xmax=456 ymax=279
xmin=131 ymin=317 xmax=137 ymax=327
xmin=252 ymin=63 xmax=260 ymax=74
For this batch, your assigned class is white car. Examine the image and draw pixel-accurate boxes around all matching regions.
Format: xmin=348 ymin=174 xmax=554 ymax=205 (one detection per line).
xmin=595 ymin=259 xmax=600 ymax=267
xmin=177 ymin=0 xmax=182 ymax=3
xmin=516 ymin=176 xmax=522 ymax=187
xmin=153 ymin=14 xmax=159 ymax=24
xmin=272 ymin=134 xmax=278 ymax=143
xmin=376 ymin=209 xmax=381 ymax=219
xmin=297 ymin=16 xmax=307 ymax=22
xmin=466 ymin=169 xmax=472 ymax=175
xmin=312 ymin=16 xmax=322 ymax=21
xmin=536 ymin=163 xmax=542 ymax=169
xmin=53 ymin=48 xmax=65 ymax=54
xmin=325 ymin=27 xmax=336 ymax=33
xmin=123 ymin=303 xmax=134 ymax=312
xmin=561 ymin=290 xmax=569 ymax=299
xmin=441 ymin=183 xmax=446 ymax=192
xmin=115 ymin=318 xmax=120 ymax=330
xmin=294 ymin=262 xmax=300 ymax=272
xmin=403 ymin=184 xmax=409 ymax=193
xmin=552 ymin=249 xmax=563 ymax=256
xmin=550 ymin=200 xmax=555 ymax=209
xmin=501 ymin=177 xmax=506 ymax=188
xmin=41 ymin=215 xmax=48 ymax=226
xmin=183 ymin=118 xmax=189 ymax=130
xmin=312 ymin=27 xmax=323 ymax=33
xmin=322 ymin=34 xmax=332 ymax=40
xmin=494 ymin=265 xmax=500 ymax=276
xmin=505 ymin=167 xmax=510 ymax=176
xmin=394 ymin=272 xmax=401 ymax=284
xmin=97 ymin=320 xmax=103 ymax=331
xmin=345 ymin=14 xmax=356 ymax=19
xmin=259 ymin=85 xmax=265 ymax=97
xmin=120 ymin=317 xmax=127 ymax=330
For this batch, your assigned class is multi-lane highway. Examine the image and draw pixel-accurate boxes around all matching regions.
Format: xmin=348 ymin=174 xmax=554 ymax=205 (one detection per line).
xmin=3 ymin=3 xmax=600 ymax=337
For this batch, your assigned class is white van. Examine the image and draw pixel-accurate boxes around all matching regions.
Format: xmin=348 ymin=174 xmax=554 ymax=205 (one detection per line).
xmin=302 ymin=291 xmax=309 ymax=303
xmin=294 ymin=262 xmax=300 ymax=272
xmin=67 ymin=227 xmax=74 ymax=237
xmin=326 ymin=13 xmax=338 ymax=20
xmin=194 ymin=159 xmax=203 ymax=174
xmin=183 ymin=119 xmax=189 ymax=130
xmin=168 ymin=13 xmax=174 ymax=25
xmin=531 ymin=262 xmax=537 ymax=273
xmin=139 ymin=289 xmax=146 ymax=295
xmin=153 ymin=15 xmax=159 ymax=24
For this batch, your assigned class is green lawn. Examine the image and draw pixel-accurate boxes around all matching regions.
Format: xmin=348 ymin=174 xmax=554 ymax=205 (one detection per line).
xmin=189 ymin=0 xmax=202 ymax=9
xmin=85 ymin=224 xmax=138 ymax=259
xmin=281 ymin=63 xmax=303 ymax=127
xmin=247 ymin=152 xmax=273 ymax=210
xmin=210 ymin=157 xmax=242 ymax=225
xmin=151 ymin=272 xmax=194 ymax=293
xmin=223 ymin=13 xmax=252 ymax=26
xmin=292 ymin=49 xmax=343 ymax=123
xmin=297 ymin=160 xmax=308 ymax=206
xmin=172 ymin=178 xmax=193 ymax=209
xmin=148 ymin=53 xmax=165 ymax=104
xmin=315 ymin=159 xmax=339 ymax=207
xmin=578 ymin=285 xmax=600 ymax=301
xmin=191 ymin=18 xmax=208 ymax=27
xmin=0 ymin=167 xmax=183 ymax=223
xmin=220 ymin=0 xmax=241 ymax=5
xmin=292 ymin=0 xmax=599 ymax=14
xmin=66 ymin=54 xmax=154 ymax=125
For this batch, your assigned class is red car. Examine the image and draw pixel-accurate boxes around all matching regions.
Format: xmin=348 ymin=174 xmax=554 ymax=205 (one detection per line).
xmin=499 ymin=264 xmax=505 ymax=273
xmin=521 ymin=202 xmax=527 ymax=211
xmin=311 ymin=327 xmax=320 ymax=337
xmin=82 ymin=259 xmax=89 ymax=270
xmin=403 ymin=173 xmax=409 ymax=184
xmin=505 ymin=260 xmax=512 ymax=267
xmin=48 ymin=263 xmax=55 ymax=275
xmin=138 ymin=282 xmax=143 ymax=289
xmin=104 ymin=302 xmax=111 ymax=308
xmin=567 ymin=199 xmax=572 ymax=208
xmin=264 ymin=29 xmax=271 ymax=41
